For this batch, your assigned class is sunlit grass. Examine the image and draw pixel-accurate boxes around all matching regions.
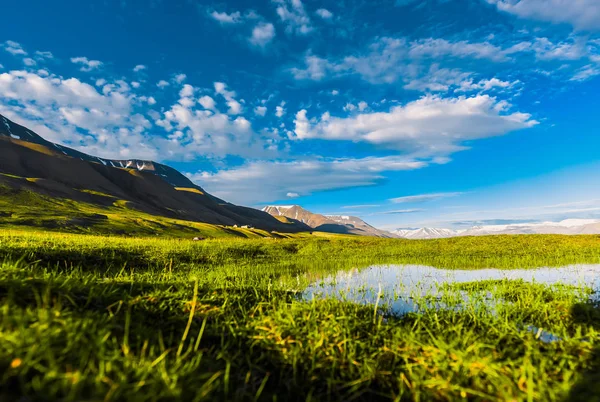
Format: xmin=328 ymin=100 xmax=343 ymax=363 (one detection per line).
xmin=0 ymin=230 xmax=599 ymax=400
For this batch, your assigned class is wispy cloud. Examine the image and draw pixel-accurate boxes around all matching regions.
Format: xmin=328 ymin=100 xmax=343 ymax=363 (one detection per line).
xmin=371 ymin=209 xmax=425 ymax=215
xmin=389 ymin=192 xmax=463 ymax=204
xmin=341 ymin=204 xmax=381 ymax=209
xmin=70 ymin=57 xmax=103 ymax=72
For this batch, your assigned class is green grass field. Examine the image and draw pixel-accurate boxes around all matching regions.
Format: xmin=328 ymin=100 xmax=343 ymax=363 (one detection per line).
xmin=1 ymin=230 xmax=600 ymax=401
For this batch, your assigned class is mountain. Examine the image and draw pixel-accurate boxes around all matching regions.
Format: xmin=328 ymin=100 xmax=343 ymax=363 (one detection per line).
xmin=262 ymin=205 xmax=397 ymax=237
xmin=0 ymin=113 xmax=311 ymax=234
xmin=393 ymin=219 xmax=600 ymax=239
xmin=392 ymin=227 xmax=457 ymax=239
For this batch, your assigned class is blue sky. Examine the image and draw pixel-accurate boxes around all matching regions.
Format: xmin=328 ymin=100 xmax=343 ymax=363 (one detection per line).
xmin=1 ymin=0 xmax=600 ymax=229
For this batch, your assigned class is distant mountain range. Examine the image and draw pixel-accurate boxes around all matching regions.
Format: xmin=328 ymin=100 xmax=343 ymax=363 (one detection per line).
xmin=393 ymin=219 xmax=600 ymax=239
xmin=262 ymin=205 xmax=397 ymax=238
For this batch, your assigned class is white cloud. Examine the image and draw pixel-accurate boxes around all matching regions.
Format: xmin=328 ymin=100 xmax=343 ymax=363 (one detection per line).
xmin=290 ymin=55 xmax=332 ymax=80
xmin=0 ymin=69 xmax=156 ymax=159
xmin=174 ymin=73 xmax=187 ymax=83
xmin=331 ymin=89 xmax=339 ymax=95
xmin=293 ymin=95 xmax=538 ymax=157
xmin=3 ymin=40 xmax=27 ymax=56
xmin=275 ymin=105 xmax=286 ymax=117
xmin=188 ymin=156 xmax=428 ymax=204
xmin=291 ymin=36 xmax=589 ymax=86
xmin=250 ymin=22 xmax=276 ymax=47
xmin=372 ymin=209 xmax=425 ymax=215
xmin=210 ymin=10 xmax=242 ymax=24
xmin=23 ymin=58 xmax=37 ymax=67
xmin=198 ymin=95 xmax=216 ymax=110
xmin=273 ymin=0 xmax=313 ymax=35
xmin=34 ymin=51 xmax=54 ymax=60
xmin=390 ymin=192 xmax=463 ymax=204
xmin=287 ymin=192 xmax=300 ymax=198
xmin=291 ymin=38 xmax=497 ymax=85
xmin=133 ymin=64 xmax=147 ymax=72
xmin=254 ymin=106 xmax=268 ymax=116
xmin=70 ymin=57 xmax=103 ymax=72
xmin=404 ymin=65 xmax=471 ymax=92
xmin=343 ymin=103 xmax=356 ymax=112
xmin=316 ymin=8 xmax=333 ymax=19
xmin=341 ymin=204 xmax=381 ymax=209
xmin=154 ymin=85 xmax=275 ymax=160
xmin=214 ymin=82 xmax=243 ymax=114
xmin=179 ymin=84 xmax=194 ymax=98
xmin=157 ymin=80 xmax=170 ymax=88
xmin=131 ymin=81 xmax=141 ymax=88
xmin=571 ymin=64 xmax=600 ymax=81
xmin=409 ymin=38 xmax=508 ymax=62
xmin=455 ymin=78 xmax=519 ymax=92
xmin=529 ymin=37 xmax=587 ymax=60
xmin=489 ymin=0 xmax=600 ymax=31
xmin=358 ymin=101 xmax=368 ymax=112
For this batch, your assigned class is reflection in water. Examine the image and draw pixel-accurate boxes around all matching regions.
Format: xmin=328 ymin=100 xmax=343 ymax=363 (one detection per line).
xmin=302 ymin=264 xmax=600 ymax=342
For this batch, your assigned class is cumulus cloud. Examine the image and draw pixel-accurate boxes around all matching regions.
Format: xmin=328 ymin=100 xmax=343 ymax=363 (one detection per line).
xmin=188 ymin=156 xmax=429 ymax=204
xmin=316 ymin=8 xmax=333 ymax=19
xmin=133 ymin=64 xmax=147 ymax=72
xmin=275 ymin=104 xmax=286 ymax=117
xmin=254 ymin=106 xmax=267 ymax=116
xmin=23 ymin=58 xmax=36 ymax=67
xmin=293 ymin=95 xmax=538 ymax=157
xmin=174 ymin=73 xmax=187 ymax=83
xmin=0 ymin=69 xmax=156 ymax=159
xmin=273 ymin=0 xmax=313 ymax=35
xmin=70 ymin=57 xmax=103 ymax=72
xmin=214 ymin=82 xmax=243 ymax=114
xmin=489 ymin=0 xmax=600 ymax=31
xmin=198 ymin=95 xmax=216 ymax=110
xmin=157 ymin=80 xmax=170 ymax=88
xmin=389 ymin=192 xmax=463 ymax=204
xmin=250 ymin=22 xmax=276 ymax=47
xmin=210 ymin=10 xmax=243 ymax=24
xmin=153 ymin=82 xmax=280 ymax=160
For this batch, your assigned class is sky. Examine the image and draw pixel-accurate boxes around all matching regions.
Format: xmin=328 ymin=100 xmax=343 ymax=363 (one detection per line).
xmin=1 ymin=0 xmax=600 ymax=230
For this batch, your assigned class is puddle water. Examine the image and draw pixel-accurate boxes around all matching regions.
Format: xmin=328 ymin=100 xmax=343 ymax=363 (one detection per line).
xmin=302 ymin=264 xmax=600 ymax=342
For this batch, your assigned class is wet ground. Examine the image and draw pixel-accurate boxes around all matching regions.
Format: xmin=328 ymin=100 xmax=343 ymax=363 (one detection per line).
xmin=303 ymin=264 xmax=600 ymax=320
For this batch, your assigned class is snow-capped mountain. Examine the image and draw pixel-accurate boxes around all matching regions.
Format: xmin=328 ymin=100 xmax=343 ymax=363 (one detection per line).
xmin=393 ymin=219 xmax=600 ymax=239
xmin=392 ymin=227 xmax=458 ymax=239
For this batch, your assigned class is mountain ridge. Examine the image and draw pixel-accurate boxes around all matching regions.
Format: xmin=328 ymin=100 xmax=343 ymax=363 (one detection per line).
xmin=392 ymin=219 xmax=600 ymax=239
xmin=262 ymin=205 xmax=397 ymax=237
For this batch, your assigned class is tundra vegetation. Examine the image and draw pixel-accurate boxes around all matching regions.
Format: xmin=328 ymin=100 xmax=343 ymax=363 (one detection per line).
xmin=1 ymin=230 xmax=600 ymax=401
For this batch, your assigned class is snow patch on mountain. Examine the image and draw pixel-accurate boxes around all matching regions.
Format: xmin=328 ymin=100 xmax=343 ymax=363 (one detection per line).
xmin=394 ymin=219 xmax=600 ymax=239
